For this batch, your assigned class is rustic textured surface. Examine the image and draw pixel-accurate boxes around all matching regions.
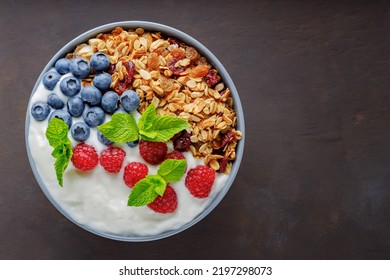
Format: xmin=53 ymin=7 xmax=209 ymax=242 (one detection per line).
xmin=1 ymin=0 xmax=390 ymax=259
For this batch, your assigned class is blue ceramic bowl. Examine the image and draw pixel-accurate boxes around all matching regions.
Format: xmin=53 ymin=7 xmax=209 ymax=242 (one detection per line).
xmin=25 ymin=21 xmax=245 ymax=241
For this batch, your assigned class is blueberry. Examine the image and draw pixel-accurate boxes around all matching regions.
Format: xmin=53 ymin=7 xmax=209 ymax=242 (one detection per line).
xmin=120 ymin=90 xmax=140 ymax=112
xmin=97 ymin=130 xmax=114 ymax=146
xmin=60 ymin=75 xmax=81 ymax=97
xmin=47 ymin=93 xmax=64 ymax=109
xmin=42 ymin=70 xmax=61 ymax=90
xmin=49 ymin=110 xmax=72 ymax=127
xmin=80 ymin=85 xmax=102 ymax=106
xmin=101 ymin=91 xmax=119 ymax=114
xmin=83 ymin=107 xmax=105 ymax=127
xmin=127 ymin=139 xmax=139 ymax=148
xmin=69 ymin=56 xmax=90 ymax=79
xmin=70 ymin=122 xmax=90 ymax=141
xmin=90 ymin=52 xmax=110 ymax=71
xmin=93 ymin=72 xmax=112 ymax=91
xmin=55 ymin=58 xmax=70 ymax=74
xmin=67 ymin=96 xmax=85 ymax=117
xmin=31 ymin=101 xmax=50 ymax=121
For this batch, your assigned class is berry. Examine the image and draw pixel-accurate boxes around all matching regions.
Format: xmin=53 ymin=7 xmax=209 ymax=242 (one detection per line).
xmin=42 ymin=70 xmax=61 ymax=90
xmin=81 ymin=85 xmax=102 ymax=106
xmin=101 ymin=91 xmax=119 ymax=114
xmin=90 ymin=52 xmax=110 ymax=71
xmin=55 ymin=58 xmax=70 ymax=74
xmin=70 ymin=122 xmax=90 ymax=142
xmin=97 ymin=130 xmax=114 ymax=146
xmin=127 ymin=139 xmax=139 ymax=148
xmin=60 ymin=75 xmax=81 ymax=97
xmin=71 ymin=143 xmax=98 ymax=171
xmin=67 ymin=96 xmax=85 ymax=117
xmin=49 ymin=110 xmax=72 ymax=127
xmin=116 ymin=61 xmax=135 ymax=94
xmin=204 ymin=69 xmax=220 ymax=86
xmin=47 ymin=93 xmax=64 ymax=109
xmin=185 ymin=165 xmax=216 ymax=198
xmin=168 ymin=58 xmax=187 ymax=75
xmin=120 ymin=90 xmax=139 ymax=112
xmin=99 ymin=147 xmax=126 ymax=173
xmin=83 ymin=107 xmax=105 ymax=127
xmin=123 ymin=162 xmax=149 ymax=188
xmin=93 ymin=72 xmax=112 ymax=91
xmin=165 ymin=151 xmax=185 ymax=160
xmin=218 ymin=157 xmax=228 ymax=173
xmin=148 ymin=185 xmax=178 ymax=214
xmin=173 ymin=130 xmax=191 ymax=152
xmin=69 ymin=56 xmax=90 ymax=79
xmin=139 ymin=140 xmax=167 ymax=165
xmin=31 ymin=101 xmax=50 ymax=121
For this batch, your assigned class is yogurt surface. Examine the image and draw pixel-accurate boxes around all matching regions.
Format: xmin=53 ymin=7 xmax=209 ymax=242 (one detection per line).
xmin=27 ymin=73 xmax=228 ymax=237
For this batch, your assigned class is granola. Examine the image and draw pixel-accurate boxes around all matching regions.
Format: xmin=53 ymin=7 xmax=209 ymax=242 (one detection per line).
xmin=66 ymin=27 xmax=242 ymax=173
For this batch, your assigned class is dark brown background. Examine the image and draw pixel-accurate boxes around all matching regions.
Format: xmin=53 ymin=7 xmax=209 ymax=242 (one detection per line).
xmin=1 ymin=0 xmax=390 ymax=259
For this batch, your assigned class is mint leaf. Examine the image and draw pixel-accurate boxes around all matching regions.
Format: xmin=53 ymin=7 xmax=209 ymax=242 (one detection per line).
xmin=54 ymin=143 xmax=72 ymax=187
xmin=45 ymin=118 xmax=73 ymax=187
xmin=157 ymin=159 xmax=186 ymax=183
xmin=138 ymin=104 xmax=190 ymax=142
xmin=97 ymin=113 xmax=139 ymax=143
xmin=149 ymin=116 xmax=190 ymax=142
xmin=45 ymin=117 xmax=69 ymax=147
xmin=128 ymin=175 xmax=167 ymax=207
xmin=138 ymin=103 xmax=157 ymax=133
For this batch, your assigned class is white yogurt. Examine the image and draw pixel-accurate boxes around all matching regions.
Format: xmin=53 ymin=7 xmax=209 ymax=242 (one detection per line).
xmin=28 ymin=73 xmax=228 ymax=237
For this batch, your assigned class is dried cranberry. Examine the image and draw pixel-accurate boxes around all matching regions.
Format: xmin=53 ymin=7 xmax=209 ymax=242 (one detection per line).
xmin=174 ymin=130 xmax=191 ymax=152
xmin=218 ymin=158 xmax=228 ymax=173
xmin=168 ymin=37 xmax=182 ymax=45
xmin=170 ymin=131 xmax=182 ymax=142
xmin=221 ymin=131 xmax=236 ymax=148
xmin=108 ymin=64 xmax=116 ymax=75
xmin=204 ymin=69 xmax=220 ymax=86
xmin=168 ymin=59 xmax=187 ymax=75
xmin=117 ymin=61 xmax=135 ymax=94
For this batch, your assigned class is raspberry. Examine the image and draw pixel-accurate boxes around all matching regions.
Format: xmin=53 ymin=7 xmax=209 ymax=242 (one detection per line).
xmin=71 ymin=143 xmax=99 ymax=171
xmin=165 ymin=151 xmax=185 ymax=161
xmin=185 ymin=165 xmax=216 ymax=198
xmin=99 ymin=146 xmax=126 ymax=173
xmin=123 ymin=162 xmax=149 ymax=188
xmin=148 ymin=185 xmax=178 ymax=214
xmin=139 ymin=140 xmax=167 ymax=165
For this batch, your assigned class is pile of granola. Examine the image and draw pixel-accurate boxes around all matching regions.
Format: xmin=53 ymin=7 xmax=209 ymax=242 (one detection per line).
xmin=66 ymin=27 xmax=241 ymax=174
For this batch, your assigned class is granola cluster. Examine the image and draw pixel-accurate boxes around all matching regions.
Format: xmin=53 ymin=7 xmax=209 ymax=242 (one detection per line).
xmin=66 ymin=27 xmax=241 ymax=174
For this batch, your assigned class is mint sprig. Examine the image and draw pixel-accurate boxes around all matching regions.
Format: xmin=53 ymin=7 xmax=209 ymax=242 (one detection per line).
xmin=45 ymin=118 xmax=73 ymax=187
xmin=97 ymin=104 xmax=190 ymax=143
xmin=138 ymin=104 xmax=190 ymax=142
xmin=127 ymin=159 xmax=186 ymax=207
xmin=97 ymin=113 xmax=138 ymax=143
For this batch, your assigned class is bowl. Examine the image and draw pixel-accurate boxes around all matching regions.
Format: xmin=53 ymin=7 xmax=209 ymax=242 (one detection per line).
xmin=25 ymin=21 xmax=245 ymax=241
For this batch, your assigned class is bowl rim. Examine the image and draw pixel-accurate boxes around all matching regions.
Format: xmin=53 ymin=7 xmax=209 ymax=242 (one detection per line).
xmin=25 ymin=21 xmax=245 ymax=242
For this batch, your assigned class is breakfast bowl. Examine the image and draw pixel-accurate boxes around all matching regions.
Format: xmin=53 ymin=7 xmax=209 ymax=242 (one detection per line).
xmin=25 ymin=21 xmax=245 ymax=241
